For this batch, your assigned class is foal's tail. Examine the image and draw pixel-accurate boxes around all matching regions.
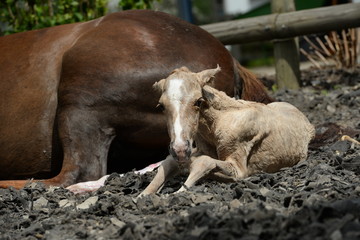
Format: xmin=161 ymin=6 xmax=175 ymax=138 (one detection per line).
xmin=233 ymin=58 xmax=274 ymax=104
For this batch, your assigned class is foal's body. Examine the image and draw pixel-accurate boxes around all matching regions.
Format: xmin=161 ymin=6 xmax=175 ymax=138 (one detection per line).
xmin=140 ymin=66 xmax=314 ymax=195
xmin=194 ymin=86 xmax=314 ymax=179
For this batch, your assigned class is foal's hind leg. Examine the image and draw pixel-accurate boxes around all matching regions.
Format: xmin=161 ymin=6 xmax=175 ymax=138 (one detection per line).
xmin=177 ymin=155 xmax=248 ymax=192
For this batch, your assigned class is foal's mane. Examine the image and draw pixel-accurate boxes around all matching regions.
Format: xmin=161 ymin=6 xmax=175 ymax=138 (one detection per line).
xmin=202 ymin=85 xmax=253 ymax=111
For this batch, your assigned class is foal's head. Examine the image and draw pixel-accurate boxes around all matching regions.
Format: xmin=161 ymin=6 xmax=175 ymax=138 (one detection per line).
xmin=153 ymin=65 xmax=221 ymax=162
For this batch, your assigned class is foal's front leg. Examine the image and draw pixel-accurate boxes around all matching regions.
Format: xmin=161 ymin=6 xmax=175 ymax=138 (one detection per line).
xmin=177 ymin=155 xmax=247 ymax=192
xmin=139 ymin=155 xmax=180 ymax=197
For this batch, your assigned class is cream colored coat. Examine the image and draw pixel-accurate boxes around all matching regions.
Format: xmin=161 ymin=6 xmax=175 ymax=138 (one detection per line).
xmin=196 ymin=85 xmax=315 ymax=179
xmin=140 ymin=66 xmax=315 ymax=196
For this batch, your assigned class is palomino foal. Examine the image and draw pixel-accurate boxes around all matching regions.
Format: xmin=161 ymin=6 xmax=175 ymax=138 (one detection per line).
xmin=139 ymin=66 xmax=315 ymax=196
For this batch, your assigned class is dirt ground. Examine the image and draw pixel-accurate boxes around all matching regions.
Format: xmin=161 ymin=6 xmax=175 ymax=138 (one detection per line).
xmin=0 ymin=67 xmax=359 ymax=240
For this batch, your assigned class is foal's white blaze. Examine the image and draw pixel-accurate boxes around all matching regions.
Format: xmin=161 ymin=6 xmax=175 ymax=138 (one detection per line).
xmin=167 ymin=78 xmax=185 ymax=146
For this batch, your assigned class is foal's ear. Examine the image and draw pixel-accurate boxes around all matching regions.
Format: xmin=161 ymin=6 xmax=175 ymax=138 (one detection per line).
xmin=153 ymin=79 xmax=166 ymax=93
xmin=198 ymin=64 xmax=221 ymax=87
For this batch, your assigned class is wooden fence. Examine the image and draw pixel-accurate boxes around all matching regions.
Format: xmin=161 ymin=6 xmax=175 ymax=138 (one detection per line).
xmin=201 ymin=3 xmax=360 ymax=45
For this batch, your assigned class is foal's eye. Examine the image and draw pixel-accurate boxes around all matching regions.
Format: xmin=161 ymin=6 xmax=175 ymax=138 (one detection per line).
xmin=194 ymin=98 xmax=204 ymax=108
xmin=156 ymin=103 xmax=165 ymax=112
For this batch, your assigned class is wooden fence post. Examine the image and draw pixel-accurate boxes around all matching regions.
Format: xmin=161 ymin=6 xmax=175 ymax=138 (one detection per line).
xmin=272 ymin=0 xmax=300 ymax=89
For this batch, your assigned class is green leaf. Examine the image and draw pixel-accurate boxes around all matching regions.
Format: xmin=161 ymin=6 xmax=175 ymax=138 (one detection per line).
xmin=74 ymin=12 xmax=83 ymax=21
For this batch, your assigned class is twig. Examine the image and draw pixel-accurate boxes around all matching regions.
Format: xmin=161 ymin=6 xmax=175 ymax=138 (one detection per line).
xmin=300 ymin=48 xmax=322 ymax=69
xmin=324 ymin=35 xmax=336 ymax=53
xmin=304 ymin=36 xmax=326 ymax=54
xmin=350 ymin=28 xmax=357 ymax=67
xmin=314 ymin=49 xmax=330 ymax=65
xmin=316 ymin=36 xmax=332 ymax=57
xmin=342 ymin=30 xmax=350 ymax=67
xmin=301 ymin=29 xmax=359 ymax=70
xmin=341 ymin=135 xmax=360 ymax=145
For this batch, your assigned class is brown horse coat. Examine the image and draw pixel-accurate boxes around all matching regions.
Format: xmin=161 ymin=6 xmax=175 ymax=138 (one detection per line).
xmin=0 ymin=10 xmax=273 ymax=189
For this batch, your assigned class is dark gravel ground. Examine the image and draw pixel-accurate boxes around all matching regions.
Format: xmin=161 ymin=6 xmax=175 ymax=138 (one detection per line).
xmin=1 ymin=67 xmax=359 ymax=240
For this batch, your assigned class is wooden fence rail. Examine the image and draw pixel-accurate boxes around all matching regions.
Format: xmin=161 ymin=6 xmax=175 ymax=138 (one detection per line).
xmin=201 ymin=3 xmax=360 ymax=45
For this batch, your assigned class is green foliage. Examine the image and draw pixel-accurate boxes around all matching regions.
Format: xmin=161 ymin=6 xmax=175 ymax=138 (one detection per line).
xmin=246 ymin=57 xmax=275 ymax=68
xmin=0 ymin=0 xmax=159 ymax=35
xmin=271 ymin=84 xmax=278 ymax=92
xmin=0 ymin=0 xmax=108 ymax=35
xmin=119 ymin=0 xmax=159 ymax=10
xmin=320 ymin=89 xmax=328 ymax=96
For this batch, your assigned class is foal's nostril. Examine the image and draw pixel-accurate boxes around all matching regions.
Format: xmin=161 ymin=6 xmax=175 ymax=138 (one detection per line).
xmin=185 ymin=140 xmax=192 ymax=156
xmin=169 ymin=142 xmax=176 ymax=158
xmin=169 ymin=140 xmax=192 ymax=161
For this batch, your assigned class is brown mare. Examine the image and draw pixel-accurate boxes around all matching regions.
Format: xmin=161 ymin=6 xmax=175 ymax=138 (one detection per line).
xmin=140 ymin=66 xmax=314 ymax=196
xmin=0 ymin=10 xmax=273 ymax=189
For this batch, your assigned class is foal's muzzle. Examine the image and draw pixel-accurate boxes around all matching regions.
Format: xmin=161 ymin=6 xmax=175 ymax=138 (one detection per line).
xmin=169 ymin=140 xmax=192 ymax=162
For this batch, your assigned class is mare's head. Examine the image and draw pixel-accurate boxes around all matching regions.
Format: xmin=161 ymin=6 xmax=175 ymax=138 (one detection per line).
xmin=153 ymin=65 xmax=221 ymax=162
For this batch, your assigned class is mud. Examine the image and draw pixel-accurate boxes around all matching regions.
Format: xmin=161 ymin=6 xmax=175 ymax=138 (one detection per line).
xmin=1 ymin=67 xmax=359 ymax=240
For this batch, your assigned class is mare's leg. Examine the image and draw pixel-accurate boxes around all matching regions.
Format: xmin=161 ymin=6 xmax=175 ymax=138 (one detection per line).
xmin=46 ymin=108 xmax=116 ymax=187
xmin=177 ymin=155 xmax=248 ymax=192
xmin=0 ymin=108 xmax=116 ymax=189
xmin=139 ymin=155 xmax=180 ymax=197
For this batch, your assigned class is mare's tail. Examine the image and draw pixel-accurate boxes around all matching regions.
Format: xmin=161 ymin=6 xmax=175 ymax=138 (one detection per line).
xmin=0 ymin=180 xmax=33 ymax=189
xmin=233 ymin=58 xmax=274 ymax=104
xmin=0 ymin=175 xmax=68 ymax=189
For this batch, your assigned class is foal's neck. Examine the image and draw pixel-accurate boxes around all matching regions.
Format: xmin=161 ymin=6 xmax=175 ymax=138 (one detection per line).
xmin=198 ymin=86 xmax=239 ymax=135
xmin=202 ymin=85 xmax=244 ymax=111
xmin=196 ymin=86 xmax=244 ymax=156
